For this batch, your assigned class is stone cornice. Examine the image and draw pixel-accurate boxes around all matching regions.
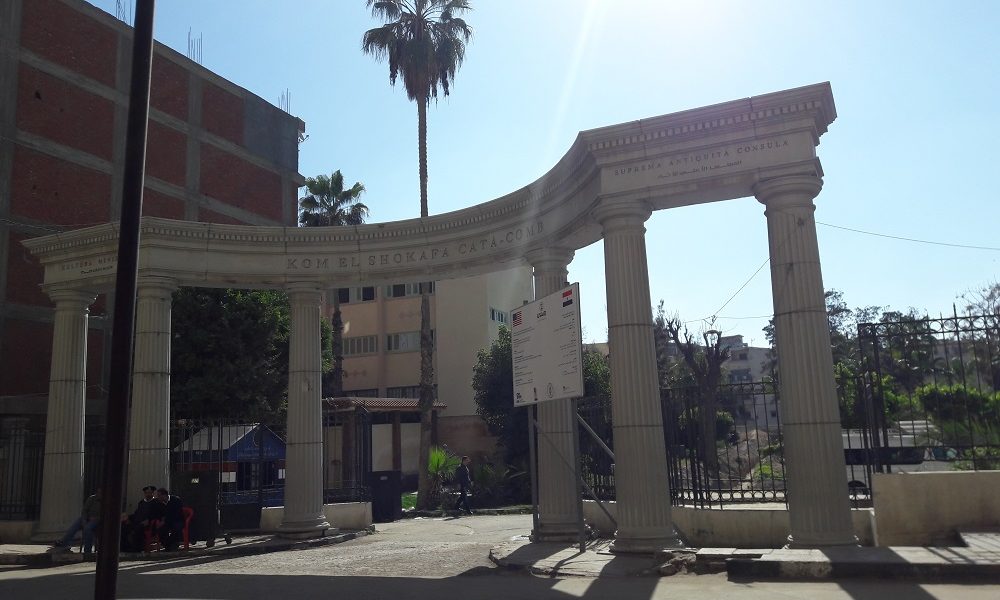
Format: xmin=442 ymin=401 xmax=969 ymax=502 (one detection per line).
xmin=22 ymin=84 xmax=839 ymax=290
xmin=579 ymin=82 xmax=835 ymax=157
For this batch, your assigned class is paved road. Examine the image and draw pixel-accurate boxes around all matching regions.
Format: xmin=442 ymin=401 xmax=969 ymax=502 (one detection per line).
xmin=1 ymin=514 xmax=998 ymax=600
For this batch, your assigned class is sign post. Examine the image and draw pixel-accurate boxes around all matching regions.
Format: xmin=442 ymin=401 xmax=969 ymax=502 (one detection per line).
xmin=510 ymin=283 xmax=586 ymax=550
xmin=511 ymin=283 xmax=584 ymax=407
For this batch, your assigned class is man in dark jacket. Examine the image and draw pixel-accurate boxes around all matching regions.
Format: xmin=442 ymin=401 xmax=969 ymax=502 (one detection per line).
xmin=455 ymin=456 xmax=473 ymax=515
xmin=156 ymin=487 xmax=185 ymax=551
xmin=121 ymin=485 xmax=162 ymax=552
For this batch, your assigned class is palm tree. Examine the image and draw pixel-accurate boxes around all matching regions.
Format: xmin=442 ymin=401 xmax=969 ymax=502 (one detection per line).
xmin=298 ymin=170 xmax=369 ymax=396
xmin=363 ymin=0 xmax=473 ymax=510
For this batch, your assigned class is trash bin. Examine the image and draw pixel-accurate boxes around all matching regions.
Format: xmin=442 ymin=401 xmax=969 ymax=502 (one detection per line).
xmin=172 ymin=471 xmax=219 ymax=545
xmin=370 ymin=470 xmax=401 ymax=523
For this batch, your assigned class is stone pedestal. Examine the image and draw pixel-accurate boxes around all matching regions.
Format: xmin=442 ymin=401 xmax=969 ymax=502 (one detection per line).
xmin=127 ymin=277 xmax=175 ymax=506
xmin=755 ymin=175 xmax=857 ymax=547
xmin=33 ymin=288 xmax=96 ymax=541
xmin=278 ymin=283 xmax=331 ymax=537
xmin=594 ymin=200 xmax=683 ymax=553
xmin=526 ymin=247 xmax=581 ymax=542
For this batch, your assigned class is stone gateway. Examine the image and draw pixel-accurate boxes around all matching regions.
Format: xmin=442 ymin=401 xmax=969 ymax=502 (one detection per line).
xmin=25 ymin=83 xmax=854 ymax=550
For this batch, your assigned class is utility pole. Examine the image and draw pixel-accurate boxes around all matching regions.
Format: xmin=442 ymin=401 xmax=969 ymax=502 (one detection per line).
xmin=94 ymin=1 xmax=155 ymax=598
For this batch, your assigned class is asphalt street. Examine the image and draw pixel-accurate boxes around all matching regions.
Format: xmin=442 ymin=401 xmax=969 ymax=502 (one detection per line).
xmin=1 ymin=514 xmax=997 ymax=600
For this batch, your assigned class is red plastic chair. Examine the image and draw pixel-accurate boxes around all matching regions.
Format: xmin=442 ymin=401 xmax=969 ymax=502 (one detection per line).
xmin=181 ymin=507 xmax=194 ymax=550
xmin=144 ymin=519 xmax=162 ymax=552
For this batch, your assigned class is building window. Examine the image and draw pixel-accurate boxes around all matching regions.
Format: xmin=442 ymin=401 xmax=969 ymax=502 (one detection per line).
xmin=385 ymin=282 xmax=435 ymax=298
xmin=386 ymin=330 xmax=434 ymax=353
xmin=386 ymin=385 xmax=437 ymax=399
xmin=344 ymin=388 xmax=378 ymax=397
xmin=336 ymin=287 xmax=376 ymax=304
xmin=343 ymin=335 xmax=378 ymax=356
xmin=489 ymin=307 xmax=508 ymax=324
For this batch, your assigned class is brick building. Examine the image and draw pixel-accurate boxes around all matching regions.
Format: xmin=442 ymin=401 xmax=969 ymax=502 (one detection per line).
xmin=0 ymin=0 xmax=304 ymax=421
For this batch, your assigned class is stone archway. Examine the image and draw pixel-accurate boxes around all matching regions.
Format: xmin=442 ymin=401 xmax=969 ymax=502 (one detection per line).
xmin=25 ymin=82 xmax=854 ymax=548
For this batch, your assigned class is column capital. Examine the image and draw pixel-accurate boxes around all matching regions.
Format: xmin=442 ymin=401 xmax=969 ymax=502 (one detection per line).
xmin=136 ymin=276 xmax=178 ymax=298
xmin=43 ymin=286 xmax=97 ymax=309
xmin=591 ymin=199 xmax=651 ymax=234
xmin=524 ymin=247 xmax=574 ymax=272
xmin=754 ymin=175 xmax=823 ymax=208
xmin=285 ymin=281 xmax=323 ymax=303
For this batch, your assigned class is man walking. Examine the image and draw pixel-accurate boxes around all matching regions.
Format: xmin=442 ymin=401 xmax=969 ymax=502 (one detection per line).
xmin=455 ymin=456 xmax=473 ymax=515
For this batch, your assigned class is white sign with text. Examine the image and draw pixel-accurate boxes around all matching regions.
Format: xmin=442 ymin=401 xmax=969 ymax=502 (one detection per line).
xmin=510 ymin=283 xmax=584 ymax=407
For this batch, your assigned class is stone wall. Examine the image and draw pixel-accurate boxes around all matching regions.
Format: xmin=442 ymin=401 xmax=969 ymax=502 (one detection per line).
xmin=872 ymin=471 xmax=1000 ymax=546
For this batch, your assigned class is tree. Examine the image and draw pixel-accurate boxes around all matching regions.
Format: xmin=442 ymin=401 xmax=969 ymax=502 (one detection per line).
xmin=171 ymin=288 xmax=292 ymax=420
xmin=656 ymin=303 xmax=731 ymax=473
xmin=298 ymin=170 xmax=369 ymax=396
xmin=363 ymin=0 xmax=473 ymax=510
xmin=472 ymin=326 xmax=611 ymax=466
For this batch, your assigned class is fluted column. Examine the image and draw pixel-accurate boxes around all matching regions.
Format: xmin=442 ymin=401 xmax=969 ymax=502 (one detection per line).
xmin=525 ymin=247 xmax=580 ymax=542
xmin=594 ymin=200 xmax=682 ymax=553
xmin=279 ymin=282 xmax=330 ymax=537
xmin=127 ymin=277 xmax=176 ymax=506
xmin=755 ymin=175 xmax=856 ymax=547
xmin=33 ymin=287 xmax=97 ymax=540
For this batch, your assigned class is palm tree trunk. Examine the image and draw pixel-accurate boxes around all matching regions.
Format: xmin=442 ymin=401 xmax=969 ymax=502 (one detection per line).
xmin=418 ymin=97 xmax=428 ymax=219
xmin=415 ymin=96 xmax=436 ymax=510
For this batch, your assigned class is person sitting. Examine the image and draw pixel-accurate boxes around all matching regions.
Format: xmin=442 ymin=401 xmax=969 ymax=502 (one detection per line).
xmin=155 ymin=487 xmax=185 ymax=551
xmin=49 ymin=490 xmax=101 ymax=554
xmin=120 ymin=485 xmax=162 ymax=552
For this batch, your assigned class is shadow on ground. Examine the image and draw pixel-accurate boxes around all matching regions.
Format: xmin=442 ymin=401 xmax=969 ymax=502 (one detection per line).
xmin=0 ymin=554 xmax=660 ymax=600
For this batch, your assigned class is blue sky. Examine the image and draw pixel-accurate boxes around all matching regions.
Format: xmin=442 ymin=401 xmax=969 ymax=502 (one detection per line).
xmin=88 ymin=0 xmax=1000 ymax=346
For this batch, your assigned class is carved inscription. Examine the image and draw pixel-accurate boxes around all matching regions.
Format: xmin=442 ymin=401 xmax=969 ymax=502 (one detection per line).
xmin=60 ymin=255 xmax=117 ymax=276
xmin=287 ymin=221 xmax=545 ymax=271
xmin=612 ymin=138 xmax=790 ymax=180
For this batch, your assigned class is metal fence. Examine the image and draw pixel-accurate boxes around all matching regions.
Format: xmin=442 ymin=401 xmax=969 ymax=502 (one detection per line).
xmin=2 ymin=407 xmax=371 ymax=522
xmin=170 ymin=407 xmax=373 ymax=517
xmin=0 ymin=421 xmax=105 ymax=520
xmin=576 ymin=396 xmax=615 ymax=501
xmin=662 ymin=380 xmax=786 ymax=508
xmin=0 ymin=425 xmax=43 ymax=520
xmin=857 ymin=311 xmax=1000 ymax=475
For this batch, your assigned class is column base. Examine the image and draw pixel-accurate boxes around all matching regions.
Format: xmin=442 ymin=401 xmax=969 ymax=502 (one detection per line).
xmin=786 ymin=532 xmax=859 ymax=549
xmin=277 ymin=515 xmax=331 ymax=539
xmin=611 ymin=527 xmax=686 ymax=554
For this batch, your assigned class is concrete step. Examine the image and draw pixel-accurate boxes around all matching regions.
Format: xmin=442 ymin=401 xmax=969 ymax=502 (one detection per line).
xmin=726 ymin=545 xmax=1000 ymax=581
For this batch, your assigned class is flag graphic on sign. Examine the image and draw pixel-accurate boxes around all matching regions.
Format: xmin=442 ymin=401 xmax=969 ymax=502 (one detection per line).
xmin=562 ymin=288 xmax=574 ymax=307
xmin=512 ymin=311 xmax=523 ymax=327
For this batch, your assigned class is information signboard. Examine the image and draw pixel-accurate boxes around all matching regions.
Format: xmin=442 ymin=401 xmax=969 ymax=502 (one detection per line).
xmin=510 ymin=283 xmax=584 ymax=407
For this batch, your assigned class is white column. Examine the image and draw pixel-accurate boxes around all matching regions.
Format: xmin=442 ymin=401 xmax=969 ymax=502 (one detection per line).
xmin=593 ymin=200 xmax=683 ymax=553
xmin=127 ymin=277 xmax=176 ymax=506
xmin=278 ymin=282 xmax=331 ymax=537
xmin=755 ymin=175 xmax=857 ymax=547
xmin=525 ymin=247 xmax=580 ymax=542
xmin=33 ymin=287 xmax=96 ymax=540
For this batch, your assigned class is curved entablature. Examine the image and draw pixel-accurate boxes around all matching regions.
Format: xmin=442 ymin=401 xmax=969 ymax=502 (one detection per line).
xmin=23 ymin=83 xmax=837 ymax=292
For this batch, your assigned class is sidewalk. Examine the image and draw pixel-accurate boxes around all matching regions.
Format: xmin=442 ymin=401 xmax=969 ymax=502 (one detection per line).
xmin=490 ymin=531 xmax=1000 ymax=581
xmin=0 ymin=527 xmax=373 ymax=567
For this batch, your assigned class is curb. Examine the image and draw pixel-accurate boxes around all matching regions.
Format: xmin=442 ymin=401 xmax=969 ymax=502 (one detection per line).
xmin=403 ymin=507 xmax=533 ymax=519
xmin=0 ymin=527 xmax=373 ymax=568
xmin=726 ymin=557 xmax=1000 ymax=582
